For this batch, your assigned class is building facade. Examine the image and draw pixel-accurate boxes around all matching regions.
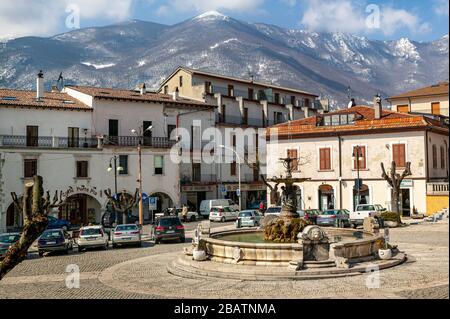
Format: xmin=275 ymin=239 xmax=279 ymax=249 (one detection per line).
xmin=159 ymin=67 xmax=323 ymax=210
xmin=266 ymin=102 xmax=449 ymax=216
xmin=0 ymin=73 xmax=214 ymax=232
xmin=387 ymin=82 xmax=449 ymax=117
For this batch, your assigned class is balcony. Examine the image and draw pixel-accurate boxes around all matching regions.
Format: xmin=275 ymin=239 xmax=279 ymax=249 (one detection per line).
xmin=0 ymin=135 xmax=98 ymax=149
xmin=427 ymin=182 xmax=449 ymax=196
xmin=215 ymin=114 xmax=275 ymax=127
xmin=181 ymin=174 xmax=216 ymax=185
xmin=103 ymin=136 xmax=176 ymax=148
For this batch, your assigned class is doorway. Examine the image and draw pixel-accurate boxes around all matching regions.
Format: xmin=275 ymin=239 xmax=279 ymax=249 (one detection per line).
xmin=318 ymin=184 xmax=334 ymax=211
xmin=399 ymin=189 xmax=411 ymax=217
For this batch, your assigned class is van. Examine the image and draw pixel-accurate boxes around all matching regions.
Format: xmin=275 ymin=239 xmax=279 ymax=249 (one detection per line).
xmin=199 ymin=199 xmax=239 ymax=218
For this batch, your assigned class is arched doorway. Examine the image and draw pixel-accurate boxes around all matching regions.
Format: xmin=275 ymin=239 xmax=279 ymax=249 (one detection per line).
xmin=6 ymin=202 xmax=22 ymax=231
xmin=150 ymin=192 xmax=174 ymax=213
xmin=318 ymin=184 xmax=334 ymax=211
xmin=353 ymin=184 xmax=370 ymax=211
xmin=59 ymin=193 xmax=102 ymax=226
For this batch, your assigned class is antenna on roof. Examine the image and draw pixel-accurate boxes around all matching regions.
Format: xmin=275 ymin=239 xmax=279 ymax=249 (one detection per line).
xmin=56 ymin=72 xmax=64 ymax=91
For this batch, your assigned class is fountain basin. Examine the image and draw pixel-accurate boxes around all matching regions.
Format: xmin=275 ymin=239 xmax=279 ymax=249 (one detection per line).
xmin=204 ymin=228 xmax=384 ymax=266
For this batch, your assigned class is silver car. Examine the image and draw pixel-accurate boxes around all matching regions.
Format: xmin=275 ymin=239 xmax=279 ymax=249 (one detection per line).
xmin=77 ymin=226 xmax=109 ymax=252
xmin=236 ymin=210 xmax=262 ymax=228
xmin=112 ymin=224 xmax=142 ymax=248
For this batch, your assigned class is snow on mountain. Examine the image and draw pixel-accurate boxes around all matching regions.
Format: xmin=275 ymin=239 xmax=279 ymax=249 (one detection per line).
xmin=0 ymin=12 xmax=448 ymax=107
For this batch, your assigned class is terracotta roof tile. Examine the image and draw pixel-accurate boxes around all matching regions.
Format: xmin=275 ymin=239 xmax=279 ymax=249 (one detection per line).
xmin=0 ymin=89 xmax=91 ymax=110
xmin=388 ymin=82 xmax=449 ymax=100
xmin=268 ymin=106 xmax=448 ymax=138
xmin=68 ymin=85 xmax=215 ymax=108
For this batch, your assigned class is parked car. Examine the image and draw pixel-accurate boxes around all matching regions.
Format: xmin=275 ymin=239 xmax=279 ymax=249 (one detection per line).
xmin=316 ymin=209 xmax=351 ymax=228
xmin=264 ymin=206 xmax=282 ymax=216
xmin=297 ymin=209 xmax=321 ymax=224
xmin=155 ymin=207 xmax=198 ymax=222
xmin=112 ymin=224 xmax=142 ymax=248
xmin=236 ymin=210 xmax=263 ymax=228
xmin=0 ymin=233 xmax=21 ymax=260
xmin=77 ymin=226 xmax=109 ymax=252
xmin=350 ymin=204 xmax=386 ymax=228
xmin=102 ymin=211 xmax=139 ymax=228
xmin=47 ymin=215 xmax=71 ymax=231
xmin=152 ymin=216 xmax=185 ymax=244
xmin=38 ymin=229 xmax=73 ymax=256
xmin=200 ymin=199 xmax=239 ymax=218
xmin=209 ymin=206 xmax=239 ymax=222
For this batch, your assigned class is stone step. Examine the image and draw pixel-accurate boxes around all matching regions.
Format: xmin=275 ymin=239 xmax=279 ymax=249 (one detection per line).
xmin=303 ymin=260 xmax=336 ymax=269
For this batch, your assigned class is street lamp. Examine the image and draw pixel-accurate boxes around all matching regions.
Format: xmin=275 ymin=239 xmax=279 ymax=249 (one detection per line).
xmin=131 ymin=125 xmax=153 ymax=226
xmin=107 ymin=155 xmax=123 ymax=225
xmin=218 ymin=144 xmax=241 ymax=211
xmin=352 ymin=145 xmax=363 ymax=208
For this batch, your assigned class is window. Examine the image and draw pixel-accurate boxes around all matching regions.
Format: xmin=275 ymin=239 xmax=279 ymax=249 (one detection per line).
xmin=274 ymin=93 xmax=280 ymax=104
xmin=68 ymin=127 xmax=79 ymax=148
xmin=179 ymin=76 xmax=183 ymax=87
xmin=230 ymin=161 xmax=237 ymax=176
xmin=154 ymin=156 xmax=164 ymax=175
xmin=24 ymin=159 xmax=37 ymax=178
xmin=353 ymin=146 xmax=366 ymax=170
xmin=397 ymin=105 xmax=409 ymax=113
xmin=291 ymin=96 xmax=296 ymax=106
xmin=287 ymin=149 xmax=298 ymax=171
xmin=331 ymin=115 xmax=340 ymax=126
xmin=167 ymin=125 xmax=176 ymax=140
xmin=441 ymin=146 xmax=446 ymax=169
xmin=119 ymin=155 xmax=128 ymax=175
xmin=319 ymin=148 xmax=331 ymax=171
xmin=76 ymin=161 xmax=88 ymax=178
xmin=392 ymin=144 xmax=406 ymax=168
xmin=304 ymin=98 xmax=310 ymax=108
xmin=108 ymin=119 xmax=118 ymax=145
xmin=243 ymin=108 xmax=248 ymax=125
xmin=274 ymin=112 xmax=284 ymax=124
xmin=432 ymin=144 xmax=438 ymax=169
xmin=432 ymin=102 xmax=441 ymax=115
xmin=26 ymin=126 xmax=38 ymax=147
xmin=220 ymin=105 xmax=226 ymax=123
xmin=248 ymin=88 xmax=254 ymax=100
xmin=262 ymin=110 xmax=266 ymax=127
xmin=205 ymin=81 xmax=212 ymax=94
xmin=227 ymin=85 xmax=234 ymax=97
xmin=143 ymin=121 xmax=152 ymax=146
xmin=163 ymin=85 xmax=168 ymax=94
xmin=192 ymin=163 xmax=201 ymax=182
xmin=324 ymin=117 xmax=331 ymax=126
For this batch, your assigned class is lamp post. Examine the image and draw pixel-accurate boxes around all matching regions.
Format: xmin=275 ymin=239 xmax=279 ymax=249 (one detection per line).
xmin=131 ymin=125 xmax=153 ymax=226
xmin=107 ymin=155 xmax=123 ymax=225
xmin=219 ymin=144 xmax=241 ymax=211
xmin=352 ymin=145 xmax=362 ymax=208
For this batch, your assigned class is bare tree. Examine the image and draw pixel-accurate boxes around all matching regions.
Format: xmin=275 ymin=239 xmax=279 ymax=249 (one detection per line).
xmin=381 ymin=161 xmax=412 ymax=221
xmin=0 ymin=175 xmax=66 ymax=281
xmin=104 ymin=189 xmax=140 ymax=224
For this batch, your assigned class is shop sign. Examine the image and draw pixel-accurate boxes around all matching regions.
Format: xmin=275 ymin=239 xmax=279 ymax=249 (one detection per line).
xmin=400 ymin=180 xmax=413 ymax=188
xmin=181 ymin=185 xmax=215 ymax=192
xmin=63 ymin=185 xmax=99 ymax=198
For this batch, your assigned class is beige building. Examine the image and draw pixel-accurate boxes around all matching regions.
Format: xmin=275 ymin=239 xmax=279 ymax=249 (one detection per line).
xmin=387 ymin=82 xmax=449 ymax=117
xmin=159 ymin=66 xmax=322 ymax=209
xmin=266 ymin=102 xmax=449 ymax=216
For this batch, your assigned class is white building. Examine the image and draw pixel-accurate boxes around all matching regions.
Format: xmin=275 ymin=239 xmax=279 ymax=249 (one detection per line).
xmin=266 ymin=100 xmax=449 ymax=216
xmin=0 ymin=72 xmax=215 ymax=232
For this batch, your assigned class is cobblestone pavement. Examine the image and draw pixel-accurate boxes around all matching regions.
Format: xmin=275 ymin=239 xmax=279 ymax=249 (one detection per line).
xmin=0 ymin=220 xmax=447 ymax=299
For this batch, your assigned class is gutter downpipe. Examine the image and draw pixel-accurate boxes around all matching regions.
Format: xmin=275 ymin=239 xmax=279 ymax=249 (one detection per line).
xmin=338 ymin=134 xmax=343 ymax=209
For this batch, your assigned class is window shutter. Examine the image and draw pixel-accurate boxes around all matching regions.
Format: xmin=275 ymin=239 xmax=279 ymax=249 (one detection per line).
xmin=393 ymin=144 xmax=406 ymax=168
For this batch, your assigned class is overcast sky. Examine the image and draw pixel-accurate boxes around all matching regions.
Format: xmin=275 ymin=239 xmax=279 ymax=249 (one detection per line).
xmin=0 ymin=0 xmax=448 ymax=41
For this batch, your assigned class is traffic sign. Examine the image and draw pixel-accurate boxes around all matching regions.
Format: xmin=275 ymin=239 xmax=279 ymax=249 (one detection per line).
xmin=149 ymin=197 xmax=158 ymax=210
xmin=236 ymin=188 xmax=241 ymax=197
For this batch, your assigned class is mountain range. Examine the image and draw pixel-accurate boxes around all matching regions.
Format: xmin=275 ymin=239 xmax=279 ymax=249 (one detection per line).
xmin=0 ymin=11 xmax=448 ymax=107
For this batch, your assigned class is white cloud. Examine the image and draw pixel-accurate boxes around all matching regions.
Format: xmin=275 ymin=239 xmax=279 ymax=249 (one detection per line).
xmin=434 ymin=0 xmax=449 ymax=16
xmin=299 ymin=0 xmax=432 ymax=36
xmin=156 ymin=0 xmax=264 ymax=15
xmin=0 ymin=0 xmax=133 ymax=40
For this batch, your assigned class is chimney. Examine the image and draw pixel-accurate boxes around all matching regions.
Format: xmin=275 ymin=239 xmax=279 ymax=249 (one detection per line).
xmin=320 ymin=98 xmax=330 ymax=113
xmin=36 ymin=70 xmax=44 ymax=100
xmin=374 ymin=94 xmax=382 ymax=119
xmin=172 ymin=87 xmax=179 ymax=101
xmin=139 ymin=83 xmax=146 ymax=95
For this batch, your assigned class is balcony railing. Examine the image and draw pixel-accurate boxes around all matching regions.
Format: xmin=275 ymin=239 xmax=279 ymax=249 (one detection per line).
xmin=103 ymin=136 xmax=176 ymax=148
xmin=427 ymin=182 xmax=449 ymax=195
xmin=0 ymin=135 xmax=98 ymax=149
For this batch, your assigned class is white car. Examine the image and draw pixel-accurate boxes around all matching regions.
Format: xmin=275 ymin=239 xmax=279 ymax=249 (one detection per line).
xmin=155 ymin=208 xmax=198 ymax=222
xmin=200 ymin=199 xmax=239 ymax=218
xmin=77 ymin=226 xmax=109 ymax=252
xmin=112 ymin=224 xmax=142 ymax=248
xmin=350 ymin=204 xmax=386 ymax=228
xmin=264 ymin=206 xmax=282 ymax=216
xmin=209 ymin=206 xmax=239 ymax=222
